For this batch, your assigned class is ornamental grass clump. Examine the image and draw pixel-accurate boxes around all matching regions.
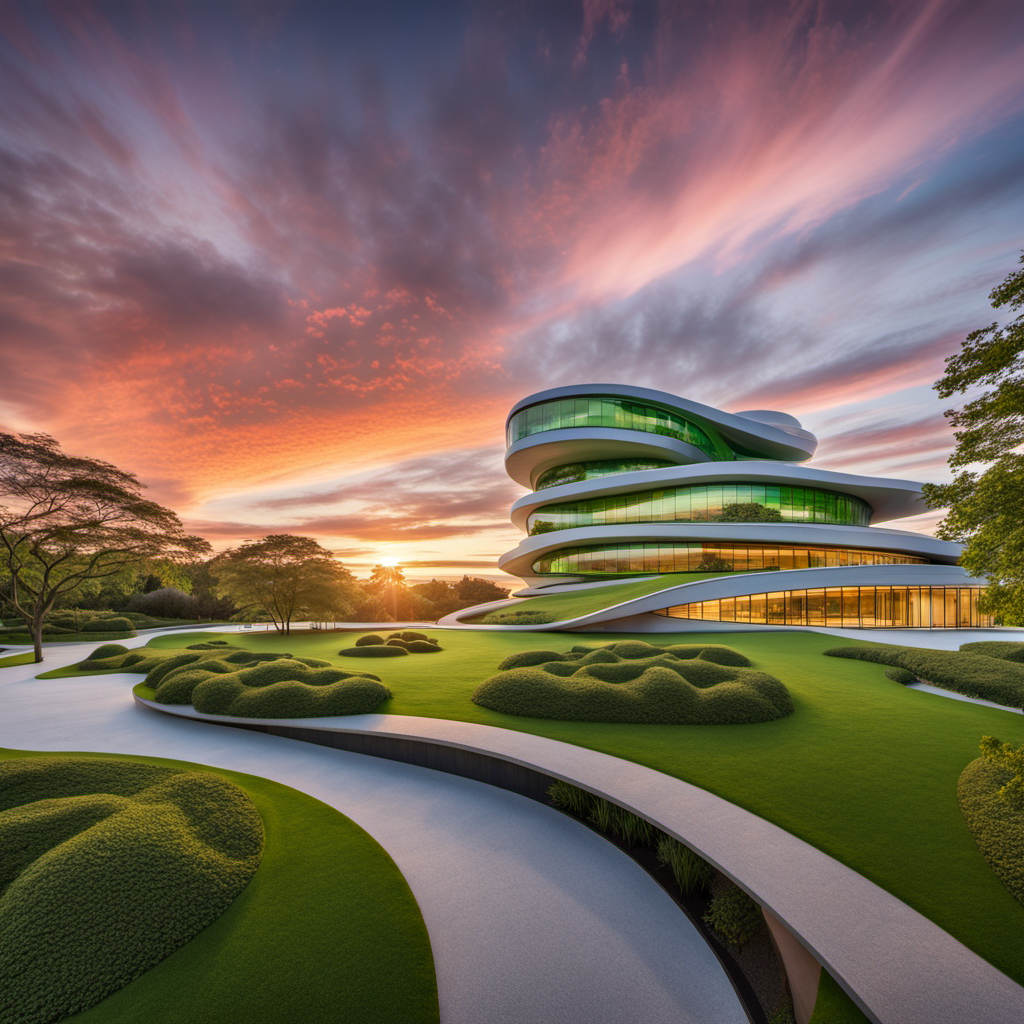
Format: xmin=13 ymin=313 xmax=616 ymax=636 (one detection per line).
xmin=825 ymin=645 xmax=1024 ymax=708
xmin=656 ymin=835 xmax=713 ymax=896
xmin=0 ymin=756 xmax=263 ymax=1024
xmin=473 ymin=641 xmax=791 ymax=725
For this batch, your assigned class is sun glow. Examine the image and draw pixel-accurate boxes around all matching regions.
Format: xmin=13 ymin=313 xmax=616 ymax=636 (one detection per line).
xmin=380 ymin=556 xmax=400 ymax=567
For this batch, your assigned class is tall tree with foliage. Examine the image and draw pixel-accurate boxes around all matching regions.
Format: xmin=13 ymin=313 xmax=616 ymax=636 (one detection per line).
xmin=923 ymin=252 xmax=1024 ymax=623
xmin=210 ymin=534 xmax=356 ymax=634
xmin=0 ymin=432 xmax=210 ymax=662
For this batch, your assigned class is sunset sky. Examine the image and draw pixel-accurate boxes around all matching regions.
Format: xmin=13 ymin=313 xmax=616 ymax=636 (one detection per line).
xmin=2 ymin=0 xmax=1023 ymax=585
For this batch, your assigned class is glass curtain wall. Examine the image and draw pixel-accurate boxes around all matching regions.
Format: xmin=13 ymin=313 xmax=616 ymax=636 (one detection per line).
xmin=533 ymin=542 xmax=927 ymax=575
xmin=656 ymin=586 xmax=992 ymax=628
xmin=528 ymin=483 xmax=872 ymax=532
xmin=507 ymin=397 xmax=725 ymax=458
xmin=536 ymin=458 xmax=677 ymax=490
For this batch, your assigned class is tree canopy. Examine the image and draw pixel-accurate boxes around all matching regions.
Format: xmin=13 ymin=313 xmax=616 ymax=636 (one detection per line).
xmin=210 ymin=534 xmax=357 ymax=633
xmin=0 ymin=432 xmax=210 ymax=661
xmin=923 ymin=252 xmax=1024 ymax=622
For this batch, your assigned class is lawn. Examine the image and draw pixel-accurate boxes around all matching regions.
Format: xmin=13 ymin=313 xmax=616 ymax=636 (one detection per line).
xmin=471 ymin=572 xmax=741 ymax=620
xmin=1 ymin=747 xmax=438 ymax=1024
xmin=120 ymin=627 xmax=1024 ymax=986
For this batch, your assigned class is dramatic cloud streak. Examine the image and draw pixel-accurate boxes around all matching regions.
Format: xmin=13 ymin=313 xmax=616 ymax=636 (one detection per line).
xmin=1 ymin=0 xmax=1022 ymax=578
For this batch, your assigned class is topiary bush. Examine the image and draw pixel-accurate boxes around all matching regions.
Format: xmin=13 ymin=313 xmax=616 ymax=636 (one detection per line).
xmin=338 ymin=645 xmax=408 ymax=658
xmin=885 ymin=666 xmax=917 ymax=685
xmin=960 ymin=641 xmax=1024 ymax=663
xmin=825 ymin=646 xmax=1024 ymax=708
xmin=472 ymin=641 xmax=792 ymax=724
xmin=354 ymin=634 xmax=385 ymax=647
xmin=145 ymin=655 xmax=389 ymax=718
xmin=83 ymin=616 xmax=136 ymax=634
xmin=0 ymin=756 xmax=263 ymax=1024
xmin=83 ymin=643 xmax=130 ymax=662
xmin=958 ymin=741 xmax=1024 ymax=905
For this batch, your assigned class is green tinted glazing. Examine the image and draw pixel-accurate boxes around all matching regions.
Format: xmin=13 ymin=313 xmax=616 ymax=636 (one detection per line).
xmin=535 ymin=458 xmax=677 ymax=490
xmin=527 ymin=483 xmax=871 ymax=532
xmin=506 ymin=397 xmax=724 ymax=458
xmin=532 ymin=542 xmax=927 ymax=575
xmin=657 ymin=586 xmax=991 ymax=628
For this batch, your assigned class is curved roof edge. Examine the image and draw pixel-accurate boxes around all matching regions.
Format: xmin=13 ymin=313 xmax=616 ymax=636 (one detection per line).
xmin=504 ymin=429 xmax=712 ymax=488
xmin=498 ymin=522 xmax=962 ymax=581
xmin=506 ymin=384 xmax=818 ymax=463
xmin=510 ymin=462 xmax=927 ymax=527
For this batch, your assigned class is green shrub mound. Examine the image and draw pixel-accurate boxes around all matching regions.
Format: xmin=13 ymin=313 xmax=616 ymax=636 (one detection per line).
xmin=958 ymin=756 xmax=1024 ymax=905
xmin=338 ymin=645 xmax=409 ymax=658
xmin=0 ymin=756 xmax=263 ymax=1024
xmin=354 ymin=634 xmax=385 ymax=647
xmin=824 ymin=646 xmax=1024 ymax=709
xmin=885 ymin=666 xmax=917 ymax=685
xmin=341 ymin=633 xmax=442 ymax=656
xmin=191 ymin=674 xmax=391 ymax=718
xmin=960 ymin=641 xmax=1024 ymax=663
xmin=73 ymin=642 xmax=391 ymax=718
xmin=704 ymin=883 xmax=762 ymax=949
xmin=472 ymin=642 xmax=791 ymax=724
xmin=83 ymin=616 xmax=135 ymax=633
xmin=149 ymin=658 xmax=389 ymax=718
xmin=83 ymin=643 xmax=131 ymax=661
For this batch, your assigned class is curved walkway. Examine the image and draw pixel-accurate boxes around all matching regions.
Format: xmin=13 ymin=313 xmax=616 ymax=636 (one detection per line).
xmin=141 ymin=699 xmax=1024 ymax=1024
xmin=0 ymin=639 xmax=745 ymax=1024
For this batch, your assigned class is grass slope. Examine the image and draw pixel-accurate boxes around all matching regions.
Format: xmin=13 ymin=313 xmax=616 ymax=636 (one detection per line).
xmin=467 ymin=573 xmax=732 ymax=620
xmin=0 ymin=748 xmax=437 ymax=1024
xmin=130 ymin=628 xmax=1024 ymax=986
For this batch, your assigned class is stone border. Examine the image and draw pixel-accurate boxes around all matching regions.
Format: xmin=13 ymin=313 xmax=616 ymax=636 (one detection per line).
xmin=135 ymin=697 xmax=1024 ymax=1024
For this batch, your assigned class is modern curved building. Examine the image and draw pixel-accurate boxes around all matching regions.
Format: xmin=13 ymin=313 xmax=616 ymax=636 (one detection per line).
xmin=489 ymin=384 xmax=991 ymax=631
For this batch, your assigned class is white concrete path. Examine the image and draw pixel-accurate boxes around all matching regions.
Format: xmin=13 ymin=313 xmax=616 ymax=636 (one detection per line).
xmin=0 ymin=636 xmax=745 ymax=1024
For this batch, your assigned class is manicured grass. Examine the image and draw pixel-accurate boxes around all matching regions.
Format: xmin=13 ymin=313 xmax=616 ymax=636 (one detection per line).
xmin=1 ymin=748 xmax=438 ymax=1024
xmin=133 ymin=628 xmax=1024 ymax=985
xmin=0 ymin=652 xmax=35 ymax=668
xmin=467 ymin=573 xmax=730 ymax=620
xmin=809 ymin=970 xmax=870 ymax=1024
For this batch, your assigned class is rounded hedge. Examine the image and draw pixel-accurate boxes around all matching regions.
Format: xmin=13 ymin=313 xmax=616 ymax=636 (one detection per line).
xmin=472 ymin=643 xmax=791 ymax=725
xmin=354 ymin=634 xmax=385 ymax=647
xmin=83 ymin=617 xmax=135 ymax=633
xmin=191 ymin=676 xmax=391 ymax=718
xmin=825 ymin=645 xmax=1024 ymax=708
xmin=960 ymin=641 xmax=1024 ymax=663
xmin=83 ymin=643 xmax=130 ymax=662
xmin=958 ymin=756 xmax=1024 ymax=905
xmin=338 ymin=645 xmax=408 ymax=658
xmin=0 ymin=756 xmax=262 ymax=1024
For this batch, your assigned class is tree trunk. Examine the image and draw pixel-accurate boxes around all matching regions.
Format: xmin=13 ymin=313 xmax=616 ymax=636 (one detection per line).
xmin=31 ymin=609 xmax=44 ymax=663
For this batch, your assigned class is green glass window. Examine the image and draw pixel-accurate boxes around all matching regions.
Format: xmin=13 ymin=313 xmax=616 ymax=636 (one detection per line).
xmin=527 ymin=482 xmax=871 ymax=532
xmin=656 ymin=586 xmax=992 ymax=628
xmin=531 ymin=542 xmax=927 ymax=576
xmin=507 ymin=396 xmax=725 ymax=458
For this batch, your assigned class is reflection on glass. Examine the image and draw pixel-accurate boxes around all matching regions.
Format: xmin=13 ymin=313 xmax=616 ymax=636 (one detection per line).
xmin=535 ymin=459 xmax=677 ymax=490
xmin=527 ymin=482 xmax=871 ymax=531
xmin=507 ymin=397 xmax=724 ymax=458
xmin=532 ymin=542 xmax=926 ymax=575
xmin=657 ymin=586 xmax=992 ymax=628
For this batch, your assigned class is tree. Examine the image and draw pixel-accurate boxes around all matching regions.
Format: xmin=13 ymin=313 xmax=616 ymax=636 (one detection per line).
xmin=714 ymin=502 xmax=784 ymax=523
xmin=453 ymin=575 xmax=510 ymax=606
xmin=922 ymin=252 xmax=1024 ymax=622
xmin=366 ymin=563 xmax=407 ymax=621
xmin=210 ymin=535 xmax=356 ymax=634
xmin=0 ymin=432 xmax=210 ymax=662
